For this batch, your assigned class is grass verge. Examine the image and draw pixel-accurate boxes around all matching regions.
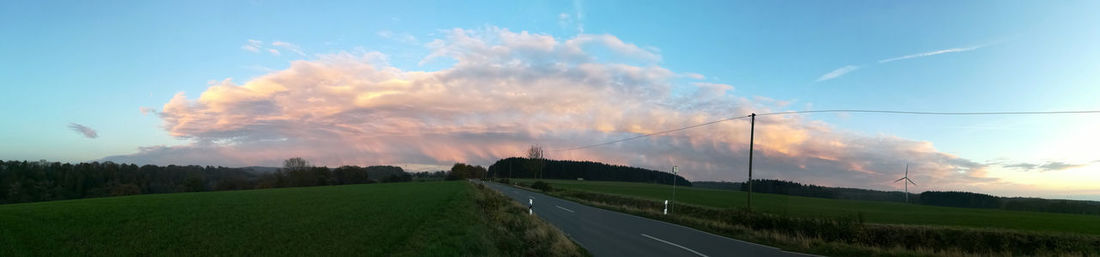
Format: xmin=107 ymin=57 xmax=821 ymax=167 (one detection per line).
xmin=470 ymin=181 xmax=590 ymax=257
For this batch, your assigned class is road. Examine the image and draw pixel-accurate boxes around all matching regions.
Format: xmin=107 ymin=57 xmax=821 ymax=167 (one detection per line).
xmin=478 ymin=181 xmax=820 ymax=257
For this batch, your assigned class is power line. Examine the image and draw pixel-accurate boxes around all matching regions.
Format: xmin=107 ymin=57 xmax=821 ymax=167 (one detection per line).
xmin=757 ymin=109 xmax=1100 ymax=116
xmin=550 ymin=109 xmax=1100 ymax=152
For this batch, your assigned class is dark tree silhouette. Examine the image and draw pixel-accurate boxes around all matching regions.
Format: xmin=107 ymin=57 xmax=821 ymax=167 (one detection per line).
xmin=447 ymin=163 xmax=487 ymax=180
xmin=487 ymin=157 xmax=691 ymax=186
xmin=526 ymin=145 xmax=545 ymax=179
xmin=0 ymin=159 xmax=409 ymax=204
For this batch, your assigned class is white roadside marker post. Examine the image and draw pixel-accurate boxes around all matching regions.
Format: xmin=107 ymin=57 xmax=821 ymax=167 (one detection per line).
xmin=529 ymin=198 xmax=534 ymax=215
xmin=664 ymin=200 xmax=669 ymax=215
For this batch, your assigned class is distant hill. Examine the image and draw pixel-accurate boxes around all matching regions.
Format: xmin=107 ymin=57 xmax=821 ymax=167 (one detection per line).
xmin=696 ymin=179 xmax=1100 ymax=215
xmin=692 ymin=181 xmax=743 ymax=191
xmin=240 ymin=166 xmax=280 ymax=174
xmin=488 ymin=157 xmax=691 ymax=186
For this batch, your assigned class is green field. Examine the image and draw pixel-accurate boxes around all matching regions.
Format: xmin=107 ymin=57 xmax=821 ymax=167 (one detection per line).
xmin=0 ymin=182 xmax=497 ymax=256
xmin=519 ymin=179 xmax=1100 ymax=235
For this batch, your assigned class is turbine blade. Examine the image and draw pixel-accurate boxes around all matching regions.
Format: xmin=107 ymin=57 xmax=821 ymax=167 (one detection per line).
xmin=907 ymin=178 xmax=916 ymax=186
xmin=894 ymin=177 xmax=905 ymax=183
xmin=905 ymin=164 xmax=909 ymax=177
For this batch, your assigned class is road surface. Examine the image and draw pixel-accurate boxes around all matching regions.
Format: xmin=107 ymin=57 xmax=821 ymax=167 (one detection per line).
xmin=478 ymin=181 xmax=820 ymax=257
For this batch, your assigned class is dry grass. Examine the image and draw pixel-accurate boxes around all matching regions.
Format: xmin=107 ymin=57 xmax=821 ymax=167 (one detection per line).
xmin=470 ymin=182 xmax=590 ymax=257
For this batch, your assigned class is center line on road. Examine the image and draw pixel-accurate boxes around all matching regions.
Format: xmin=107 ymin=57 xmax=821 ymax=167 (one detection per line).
xmin=641 ymin=233 xmax=709 ymax=257
xmin=555 ymin=205 xmax=575 ymax=213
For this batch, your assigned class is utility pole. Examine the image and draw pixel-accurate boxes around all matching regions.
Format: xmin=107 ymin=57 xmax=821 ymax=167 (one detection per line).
xmin=747 ymin=113 xmax=755 ymax=211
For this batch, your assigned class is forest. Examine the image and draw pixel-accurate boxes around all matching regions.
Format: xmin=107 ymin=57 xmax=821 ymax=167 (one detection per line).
xmin=486 ymin=157 xmax=691 ymax=186
xmin=0 ymin=159 xmax=412 ymax=204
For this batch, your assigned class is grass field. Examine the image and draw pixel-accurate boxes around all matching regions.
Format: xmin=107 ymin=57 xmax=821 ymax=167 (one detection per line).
xmin=0 ymin=181 xmax=568 ymax=256
xmin=517 ymin=179 xmax=1100 ymax=235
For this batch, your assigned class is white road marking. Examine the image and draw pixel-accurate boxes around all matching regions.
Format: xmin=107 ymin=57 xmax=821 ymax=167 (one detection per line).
xmin=641 ymin=233 xmax=709 ymax=257
xmin=555 ymin=205 xmax=575 ymax=213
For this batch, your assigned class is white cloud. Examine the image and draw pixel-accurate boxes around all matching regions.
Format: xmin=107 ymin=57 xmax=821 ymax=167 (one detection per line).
xmin=878 ymin=45 xmax=985 ymax=64
xmin=68 ymin=123 xmax=98 ymax=138
xmin=267 ymin=49 xmax=280 ymax=56
xmin=272 ymin=41 xmax=307 ymax=56
xmin=241 ymin=39 xmax=263 ymax=53
xmin=565 ymin=34 xmax=662 ymax=63
xmin=816 ymin=65 xmax=860 ymax=82
xmin=108 ymin=27 xmax=1001 ymax=194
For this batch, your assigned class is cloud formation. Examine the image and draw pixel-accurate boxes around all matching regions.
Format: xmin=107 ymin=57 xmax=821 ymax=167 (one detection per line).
xmin=68 ymin=123 xmax=98 ymax=138
xmin=107 ymin=27 xmax=999 ymax=193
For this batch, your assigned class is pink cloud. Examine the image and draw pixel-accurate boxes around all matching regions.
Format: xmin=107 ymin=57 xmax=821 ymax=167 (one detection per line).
xmin=106 ymin=27 xmax=997 ymax=193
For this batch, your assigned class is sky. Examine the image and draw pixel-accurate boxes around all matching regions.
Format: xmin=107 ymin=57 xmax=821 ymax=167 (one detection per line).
xmin=1 ymin=0 xmax=1099 ymax=200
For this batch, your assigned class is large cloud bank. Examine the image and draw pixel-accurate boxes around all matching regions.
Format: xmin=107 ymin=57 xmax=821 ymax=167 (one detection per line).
xmin=105 ymin=27 xmax=1000 ymax=192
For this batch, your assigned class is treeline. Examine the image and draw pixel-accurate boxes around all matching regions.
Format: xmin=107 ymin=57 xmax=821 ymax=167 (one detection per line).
xmin=447 ymin=163 xmax=487 ymax=180
xmin=486 ymin=157 xmax=691 ymax=186
xmin=694 ymin=180 xmax=915 ymax=203
xmin=695 ymin=179 xmax=1100 ymax=215
xmin=743 ymin=180 xmax=914 ymax=203
xmin=0 ymin=159 xmax=412 ymax=204
xmin=921 ymin=191 xmax=1100 ymax=215
xmin=692 ymin=181 xmax=744 ymax=191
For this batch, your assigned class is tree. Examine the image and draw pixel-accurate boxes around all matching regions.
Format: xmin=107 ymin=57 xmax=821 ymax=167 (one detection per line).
xmin=284 ymin=157 xmax=310 ymax=172
xmin=281 ymin=157 xmax=319 ymax=187
xmin=526 ymin=145 xmax=545 ymax=179
xmin=447 ymin=163 xmax=487 ymax=180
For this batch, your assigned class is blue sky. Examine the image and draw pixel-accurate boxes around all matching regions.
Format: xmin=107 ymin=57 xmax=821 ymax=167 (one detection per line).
xmin=2 ymin=1 xmax=1099 ymax=199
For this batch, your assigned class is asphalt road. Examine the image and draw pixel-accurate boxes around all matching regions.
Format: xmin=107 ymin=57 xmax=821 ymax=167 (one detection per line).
xmin=478 ymin=181 xmax=820 ymax=257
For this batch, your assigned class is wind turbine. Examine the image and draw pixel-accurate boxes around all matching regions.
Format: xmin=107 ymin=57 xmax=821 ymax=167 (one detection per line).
xmin=894 ymin=163 xmax=917 ymax=203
